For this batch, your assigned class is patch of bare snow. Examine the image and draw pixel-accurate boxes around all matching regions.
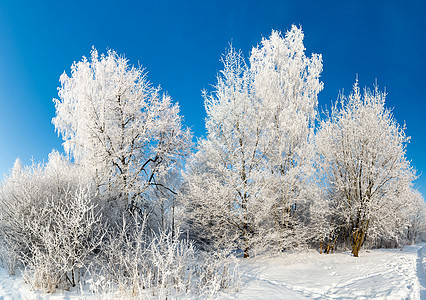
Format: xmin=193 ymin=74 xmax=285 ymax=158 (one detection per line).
xmin=0 ymin=268 xmax=35 ymax=300
xmin=224 ymin=243 xmax=425 ymax=300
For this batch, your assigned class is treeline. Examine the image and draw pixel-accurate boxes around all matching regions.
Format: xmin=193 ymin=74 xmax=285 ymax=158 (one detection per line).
xmin=0 ymin=25 xmax=424 ymax=297
xmin=184 ymin=26 xmax=424 ymax=258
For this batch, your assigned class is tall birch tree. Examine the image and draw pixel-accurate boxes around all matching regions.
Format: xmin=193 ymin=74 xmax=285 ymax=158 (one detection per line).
xmin=184 ymin=47 xmax=264 ymax=257
xmin=250 ymin=27 xmax=323 ymax=249
xmin=184 ymin=26 xmax=323 ymax=256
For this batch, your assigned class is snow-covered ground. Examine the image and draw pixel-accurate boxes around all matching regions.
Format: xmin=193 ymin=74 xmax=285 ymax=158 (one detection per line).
xmin=227 ymin=243 xmax=426 ymax=300
xmin=1 ymin=244 xmax=425 ymax=299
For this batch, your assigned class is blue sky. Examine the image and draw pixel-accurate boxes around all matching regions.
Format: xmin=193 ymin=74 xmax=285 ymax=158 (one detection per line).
xmin=0 ymin=0 xmax=425 ymax=196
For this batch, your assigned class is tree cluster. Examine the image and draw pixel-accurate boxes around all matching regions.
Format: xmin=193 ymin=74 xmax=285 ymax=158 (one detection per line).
xmin=183 ymin=26 xmax=424 ymax=258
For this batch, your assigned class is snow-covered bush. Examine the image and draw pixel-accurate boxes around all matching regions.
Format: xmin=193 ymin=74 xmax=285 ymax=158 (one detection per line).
xmin=98 ymin=215 xmax=152 ymax=296
xmin=21 ymin=185 xmax=104 ymax=292
xmin=0 ymin=236 xmax=19 ymax=276
xmin=405 ymin=191 xmax=426 ymax=244
xmin=194 ymin=250 xmax=240 ymax=298
xmin=149 ymin=230 xmax=196 ymax=297
xmin=0 ymin=151 xmax=104 ymax=292
xmin=98 ymin=214 xmax=238 ymax=299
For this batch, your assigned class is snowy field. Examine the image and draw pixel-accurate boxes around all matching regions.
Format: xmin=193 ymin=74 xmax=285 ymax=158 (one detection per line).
xmin=229 ymin=243 xmax=426 ymax=300
xmin=1 ymin=244 xmax=425 ymax=299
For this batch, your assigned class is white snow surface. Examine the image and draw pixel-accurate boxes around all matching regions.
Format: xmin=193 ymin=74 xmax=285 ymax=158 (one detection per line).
xmin=228 ymin=243 xmax=426 ymax=300
xmin=0 ymin=244 xmax=425 ymax=299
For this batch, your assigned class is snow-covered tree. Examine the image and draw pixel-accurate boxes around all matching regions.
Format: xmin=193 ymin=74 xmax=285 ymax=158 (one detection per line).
xmin=250 ymin=26 xmax=323 ymax=249
xmin=184 ymin=47 xmax=264 ymax=257
xmin=184 ymin=26 xmax=323 ymax=256
xmin=53 ymin=49 xmax=192 ymax=217
xmin=316 ymin=81 xmax=417 ymax=256
xmin=401 ymin=189 xmax=425 ymax=245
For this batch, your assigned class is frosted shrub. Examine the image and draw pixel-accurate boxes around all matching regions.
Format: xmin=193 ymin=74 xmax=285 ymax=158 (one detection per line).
xmin=194 ymin=250 xmax=240 ymax=299
xmin=150 ymin=230 xmax=196 ymax=297
xmin=0 ymin=238 xmax=19 ymax=275
xmin=0 ymin=152 xmax=104 ymax=292
xmin=100 ymin=216 xmax=195 ymax=298
xmin=21 ymin=187 xmax=104 ymax=292
xmin=99 ymin=214 xmax=238 ymax=299
xmin=99 ymin=215 xmax=151 ymax=296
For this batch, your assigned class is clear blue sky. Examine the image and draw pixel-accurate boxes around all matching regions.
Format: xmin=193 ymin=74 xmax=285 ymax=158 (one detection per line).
xmin=0 ymin=0 xmax=425 ymax=196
